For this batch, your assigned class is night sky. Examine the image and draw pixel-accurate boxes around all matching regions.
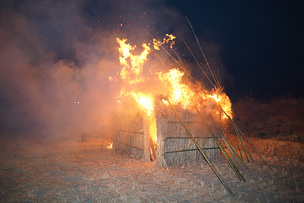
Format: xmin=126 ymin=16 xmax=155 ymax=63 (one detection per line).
xmin=167 ymin=0 xmax=304 ymax=100
xmin=0 ymin=0 xmax=303 ymax=136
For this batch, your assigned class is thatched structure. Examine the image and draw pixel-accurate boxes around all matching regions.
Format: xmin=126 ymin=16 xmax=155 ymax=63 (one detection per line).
xmin=156 ymin=107 xmax=223 ymax=167
xmin=112 ymin=113 xmax=150 ymax=161
xmin=112 ymin=102 xmax=222 ymax=167
xmin=111 ymin=99 xmax=272 ymax=196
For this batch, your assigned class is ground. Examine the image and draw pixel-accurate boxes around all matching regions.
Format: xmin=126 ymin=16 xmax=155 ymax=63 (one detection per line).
xmin=0 ymin=135 xmax=303 ymax=203
xmin=1 ymin=97 xmax=304 ymax=202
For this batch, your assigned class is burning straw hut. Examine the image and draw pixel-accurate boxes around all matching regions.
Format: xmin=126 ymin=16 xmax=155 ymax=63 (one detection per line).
xmin=108 ymin=33 xmax=272 ymax=195
xmin=112 ymin=100 xmax=223 ymax=168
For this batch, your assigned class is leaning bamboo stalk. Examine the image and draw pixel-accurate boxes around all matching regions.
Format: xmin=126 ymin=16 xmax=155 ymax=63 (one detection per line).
xmin=233 ymin=122 xmax=250 ymax=162
xmin=232 ymin=124 xmax=244 ymax=161
xmin=233 ymin=122 xmax=254 ymax=162
xmin=181 ymin=37 xmax=216 ymax=88
xmin=235 ymin=124 xmax=273 ymax=171
xmin=216 ymin=132 xmax=245 ymax=171
xmin=168 ymin=100 xmax=234 ymax=196
xmin=219 ymin=105 xmax=251 ymax=162
xmin=205 ymin=109 xmax=249 ymax=170
xmin=195 ymin=108 xmax=246 ymax=181
xmin=165 ymin=146 xmax=222 ymax=154
xmin=219 ymin=105 xmax=273 ymax=171
xmin=216 ymin=128 xmax=250 ymax=171
xmin=211 ymin=131 xmax=246 ymax=182
xmin=112 ymin=138 xmax=144 ymax=151
xmin=185 ymin=17 xmax=220 ymax=87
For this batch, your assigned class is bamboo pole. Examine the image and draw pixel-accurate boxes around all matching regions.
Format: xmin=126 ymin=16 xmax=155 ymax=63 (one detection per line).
xmin=198 ymin=107 xmax=249 ymax=170
xmin=235 ymin=124 xmax=273 ymax=171
xmin=181 ymin=37 xmax=216 ymax=88
xmin=232 ymin=124 xmax=243 ymax=161
xmin=112 ymin=139 xmax=144 ymax=151
xmin=165 ymin=146 xmax=222 ymax=154
xmin=195 ymin=109 xmax=246 ymax=181
xmin=219 ymin=106 xmax=273 ymax=171
xmin=185 ymin=17 xmax=220 ymax=87
xmin=234 ymin=122 xmax=250 ymax=162
xmin=210 ymin=131 xmax=246 ymax=182
xmin=216 ymin=128 xmax=250 ymax=171
xmin=167 ymin=100 xmax=234 ymax=196
xmin=233 ymin=122 xmax=253 ymax=162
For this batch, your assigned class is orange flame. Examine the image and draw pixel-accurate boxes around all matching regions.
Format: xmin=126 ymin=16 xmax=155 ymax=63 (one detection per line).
xmin=157 ymin=68 xmax=194 ymax=109
xmin=114 ymin=35 xmax=233 ymax=145
xmin=153 ymin=34 xmax=176 ymax=50
xmin=208 ymin=93 xmax=233 ymax=119
xmin=116 ymin=38 xmax=151 ymax=84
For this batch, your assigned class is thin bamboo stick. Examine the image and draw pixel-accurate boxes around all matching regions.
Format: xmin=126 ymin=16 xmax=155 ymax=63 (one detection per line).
xmin=211 ymin=131 xmax=246 ymax=182
xmin=198 ymin=107 xmax=249 ymax=170
xmin=216 ymin=128 xmax=250 ymax=171
xmin=166 ymin=136 xmax=218 ymax=139
xmin=219 ymin=105 xmax=273 ymax=171
xmin=234 ymin=123 xmax=250 ymax=162
xmin=117 ymin=130 xmax=144 ymax=135
xmin=185 ymin=17 xmax=220 ymax=87
xmin=165 ymin=146 xmax=222 ymax=154
xmin=195 ymin=108 xmax=246 ymax=181
xmin=112 ymin=139 xmax=144 ymax=151
xmin=181 ymin=37 xmax=216 ymax=88
xmin=235 ymin=124 xmax=273 ymax=171
xmin=233 ymin=122 xmax=254 ymax=162
xmin=167 ymin=100 xmax=234 ymax=196
xmin=159 ymin=46 xmax=197 ymax=85
xmin=232 ymin=124 xmax=243 ymax=161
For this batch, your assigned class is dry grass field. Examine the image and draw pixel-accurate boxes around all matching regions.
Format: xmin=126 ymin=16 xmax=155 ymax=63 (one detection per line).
xmin=1 ymin=97 xmax=303 ymax=202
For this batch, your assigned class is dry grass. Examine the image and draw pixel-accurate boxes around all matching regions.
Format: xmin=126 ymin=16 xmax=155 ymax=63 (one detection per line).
xmin=1 ymin=96 xmax=303 ymax=202
xmin=0 ymin=135 xmax=303 ymax=202
xmin=232 ymin=96 xmax=304 ymax=143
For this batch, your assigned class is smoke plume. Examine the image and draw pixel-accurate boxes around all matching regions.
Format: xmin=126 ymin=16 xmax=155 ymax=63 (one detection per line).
xmin=0 ymin=0 xmax=230 ymax=140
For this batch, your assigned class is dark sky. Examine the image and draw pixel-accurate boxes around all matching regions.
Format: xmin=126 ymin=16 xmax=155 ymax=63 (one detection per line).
xmin=166 ymin=0 xmax=304 ymax=100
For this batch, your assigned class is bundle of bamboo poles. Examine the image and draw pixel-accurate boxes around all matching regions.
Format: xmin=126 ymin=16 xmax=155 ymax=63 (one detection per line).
xmin=156 ymin=96 xmax=271 ymax=196
xmin=152 ymin=18 xmax=272 ymax=195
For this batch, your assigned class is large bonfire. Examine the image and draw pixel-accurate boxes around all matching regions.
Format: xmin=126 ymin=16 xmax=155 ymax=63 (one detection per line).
xmin=113 ymin=34 xmax=232 ymax=144
xmin=109 ymin=33 xmax=271 ymax=195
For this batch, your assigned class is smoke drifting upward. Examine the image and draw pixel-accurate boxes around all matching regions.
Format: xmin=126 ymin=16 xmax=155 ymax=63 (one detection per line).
xmin=0 ymin=0 xmax=230 ymax=140
xmin=0 ymin=1 xmax=122 ymax=139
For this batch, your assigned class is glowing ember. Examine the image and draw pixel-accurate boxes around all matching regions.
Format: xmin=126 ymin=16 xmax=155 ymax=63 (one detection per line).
xmin=153 ymin=34 xmax=176 ymax=50
xmin=107 ymin=143 xmax=113 ymax=149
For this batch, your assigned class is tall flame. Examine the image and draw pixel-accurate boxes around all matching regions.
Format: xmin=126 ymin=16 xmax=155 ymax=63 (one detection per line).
xmin=157 ymin=68 xmax=194 ymax=109
xmin=116 ymin=38 xmax=157 ymax=143
xmin=116 ymin=38 xmax=151 ymax=84
xmin=113 ymin=35 xmax=233 ymax=145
